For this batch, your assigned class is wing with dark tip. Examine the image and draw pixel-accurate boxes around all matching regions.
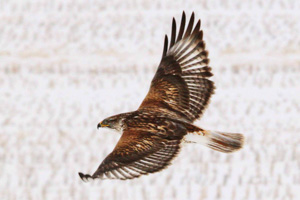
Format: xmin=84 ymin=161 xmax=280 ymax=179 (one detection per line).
xmin=139 ymin=12 xmax=215 ymax=122
xmin=79 ymin=129 xmax=181 ymax=181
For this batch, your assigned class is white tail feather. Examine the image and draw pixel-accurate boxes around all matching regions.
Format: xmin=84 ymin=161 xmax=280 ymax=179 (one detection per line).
xmin=184 ymin=130 xmax=244 ymax=153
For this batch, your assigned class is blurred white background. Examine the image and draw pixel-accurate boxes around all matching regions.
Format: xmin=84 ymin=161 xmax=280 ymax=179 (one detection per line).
xmin=1 ymin=0 xmax=300 ymax=199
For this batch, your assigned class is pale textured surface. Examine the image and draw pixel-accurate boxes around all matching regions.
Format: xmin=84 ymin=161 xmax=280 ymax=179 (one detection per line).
xmin=1 ymin=0 xmax=300 ymax=199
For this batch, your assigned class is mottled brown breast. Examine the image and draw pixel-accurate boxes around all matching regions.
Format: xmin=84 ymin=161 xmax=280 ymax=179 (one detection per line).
xmin=123 ymin=111 xmax=187 ymax=139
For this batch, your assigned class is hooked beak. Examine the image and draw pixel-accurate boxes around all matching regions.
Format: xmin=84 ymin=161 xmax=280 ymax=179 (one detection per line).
xmin=97 ymin=122 xmax=109 ymax=129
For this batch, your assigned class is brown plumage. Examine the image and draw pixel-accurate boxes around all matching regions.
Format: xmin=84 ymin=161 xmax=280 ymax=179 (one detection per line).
xmin=79 ymin=11 xmax=244 ymax=181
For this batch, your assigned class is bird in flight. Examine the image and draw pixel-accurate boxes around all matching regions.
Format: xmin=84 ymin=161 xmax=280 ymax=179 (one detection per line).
xmin=79 ymin=11 xmax=244 ymax=181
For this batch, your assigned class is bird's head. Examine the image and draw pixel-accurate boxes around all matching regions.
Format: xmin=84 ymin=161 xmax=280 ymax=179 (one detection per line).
xmin=97 ymin=115 xmax=123 ymax=131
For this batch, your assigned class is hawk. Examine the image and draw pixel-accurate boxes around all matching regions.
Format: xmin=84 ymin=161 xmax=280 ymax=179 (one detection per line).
xmin=79 ymin=11 xmax=244 ymax=181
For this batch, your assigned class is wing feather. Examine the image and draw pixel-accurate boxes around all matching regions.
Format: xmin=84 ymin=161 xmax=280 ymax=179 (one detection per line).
xmin=162 ymin=35 xmax=168 ymax=58
xmin=139 ymin=12 xmax=215 ymax=122
xmin=183 ymin=12 xmax=195 ymax=38
xmin=176 ymin=11 xmax=186 ymax=42
xmin=170 ymin=18 xmax=177 ymax=48
xmin=79 ymin=130 xmax=181 ymax=181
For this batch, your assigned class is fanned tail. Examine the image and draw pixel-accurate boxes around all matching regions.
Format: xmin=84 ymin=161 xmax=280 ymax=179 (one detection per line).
xmin=185 ymin=130 xmax=244 ymax=153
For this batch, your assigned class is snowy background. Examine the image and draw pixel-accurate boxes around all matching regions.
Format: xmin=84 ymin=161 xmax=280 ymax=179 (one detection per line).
xmin=1 ymin=0 xmax=300 ymax=199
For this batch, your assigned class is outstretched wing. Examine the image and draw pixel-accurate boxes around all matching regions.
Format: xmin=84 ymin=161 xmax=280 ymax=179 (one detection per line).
xmin=139 ymin=12 xmax=215 ymax=122
xmin=79 ymin=129 xmax=181 ymax=181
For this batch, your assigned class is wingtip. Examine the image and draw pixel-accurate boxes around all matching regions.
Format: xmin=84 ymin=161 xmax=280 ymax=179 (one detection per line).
xmin=162 ymin=34 xmax=169 ymax=58
xmin=172 ymin=18 xmax=176 ymax=28
xmin=182 ymin=11 xmax=186 ymax=21
xmin=78 ymin=172 xmax=93 ymax=182
xmin=196 ymin=19 xmax=201 ymax=28
xmin=192 ymin=19 xmax=201 ymax=35
xmin=191 ymin=12 xmax=195 ymax=22
xmin=170 ymin=18 xmax=177 ymax=48
xmin=172 ymin=18 xmax=176 ymax=33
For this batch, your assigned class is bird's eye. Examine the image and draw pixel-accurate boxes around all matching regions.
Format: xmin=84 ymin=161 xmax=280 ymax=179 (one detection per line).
xmin=108 ymin=118 xmax=115 ymax=123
